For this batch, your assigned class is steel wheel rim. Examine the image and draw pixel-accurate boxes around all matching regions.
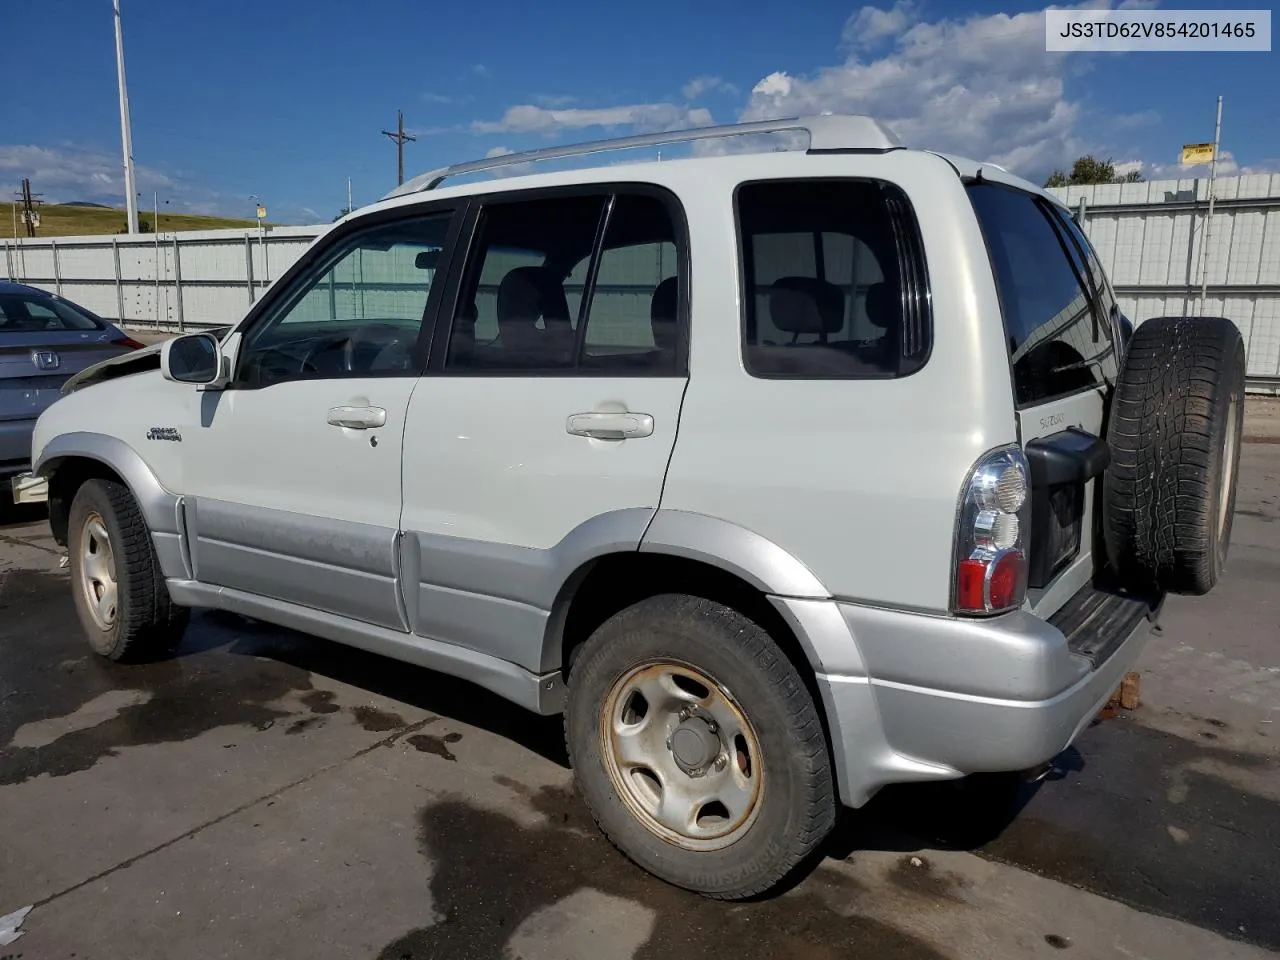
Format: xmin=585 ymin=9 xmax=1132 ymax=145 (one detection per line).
xmin=600 ymin=659 xmax=764 ymax=852
xmin=1218 ymin=397 xmax=1239 ymax=544
xmin=79 ymin=513 xmax=118 ymax=631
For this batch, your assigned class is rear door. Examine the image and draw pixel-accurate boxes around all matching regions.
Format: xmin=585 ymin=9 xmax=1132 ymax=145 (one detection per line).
xmin=400 ymin=187 xmax=688 ymax=673
xmin=967 ymin=184 xmax=1119 ymax=615
xmin=0 ymin=291 xmax=133 ymax=468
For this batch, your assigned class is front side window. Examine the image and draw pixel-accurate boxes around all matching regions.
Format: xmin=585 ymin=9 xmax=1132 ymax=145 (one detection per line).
xmin=737 ymin=179 xmax=929 ymax=379
xmin=968 ymin=184 xmax=1114 ymax=406
xmin=0 ymin=294 xmax=103 ymax=332
xmin=238 ymin=214 xmax=453 ymax=386
xmin=444 ymin=190 xmax=684 ymax=374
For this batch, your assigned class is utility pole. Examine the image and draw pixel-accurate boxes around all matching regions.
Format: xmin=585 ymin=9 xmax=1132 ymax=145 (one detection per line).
xmin=15 ymin=179 xmax=42 ymax=238
xmin=347 ymin=177 xmax=353 ymax=216
xmin=382 ymin=109 xmax=416 ymax=186
xmin=114 ymin=0 xmax=140 ymax=234
xmin=1197 ymin=95 xmax=1224 ymax=316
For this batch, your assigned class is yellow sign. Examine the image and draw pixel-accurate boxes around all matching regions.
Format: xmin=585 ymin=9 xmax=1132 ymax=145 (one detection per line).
xmin=1181 ymin=143 xmax=1214 ymax=165
xmin=256 ymin=205 xmax=267 ymax=219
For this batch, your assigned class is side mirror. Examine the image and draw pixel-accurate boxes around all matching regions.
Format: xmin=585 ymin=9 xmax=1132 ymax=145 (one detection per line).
xmin=161 ymin=333 xmax=221 ymax=384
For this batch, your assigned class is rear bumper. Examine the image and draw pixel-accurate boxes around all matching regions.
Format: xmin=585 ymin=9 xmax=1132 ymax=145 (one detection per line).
xmin=784 ymin=584 xmax=1158 ymax=807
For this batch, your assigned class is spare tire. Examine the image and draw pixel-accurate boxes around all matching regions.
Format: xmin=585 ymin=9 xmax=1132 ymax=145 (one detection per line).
xmin=1103 ymin=315 xmax=1246 ymax=596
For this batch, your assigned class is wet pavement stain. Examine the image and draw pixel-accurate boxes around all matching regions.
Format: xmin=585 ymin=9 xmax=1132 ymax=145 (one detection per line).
xmin=377 ymin=785 xmax=949 ymax=960
xmin=885 ymin=856 xmax=967 ymax=905
xmin=300 ymin=690 xmax=341 ymax=715
xmin=0 ymin=570 xmax=315 ymax=786
xmin=407 ymin=732 xmax=461 ymax=761
xmin=853 ymin=717 xmax=1280 ymax=950
xmin=285 ymin=716 xmax=326 ymax=736
xmin=351 ymin=705 xmax=407 ymax=732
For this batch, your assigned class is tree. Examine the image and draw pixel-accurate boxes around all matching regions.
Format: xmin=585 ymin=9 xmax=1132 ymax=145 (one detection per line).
xmin=1044 ymin=155 xmax=1143 ymax=188
xmin=332 ymin=206 xmax=353 ymax=222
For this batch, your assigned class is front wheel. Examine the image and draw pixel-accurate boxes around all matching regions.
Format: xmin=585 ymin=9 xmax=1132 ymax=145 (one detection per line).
xmin=565 ymin=594 xmax=836 ymax=899
xmin=67 ymin=478 xmax=188 ymax=661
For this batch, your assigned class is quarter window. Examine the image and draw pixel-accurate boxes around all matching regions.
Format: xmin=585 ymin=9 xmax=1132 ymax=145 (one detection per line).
xmin=737 ymin=179 xmax=929 ymax=379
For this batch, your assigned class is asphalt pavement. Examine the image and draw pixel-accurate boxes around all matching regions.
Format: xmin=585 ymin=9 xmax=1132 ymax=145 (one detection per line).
xmin=1 ymin=445 xmax=1277 ymax=960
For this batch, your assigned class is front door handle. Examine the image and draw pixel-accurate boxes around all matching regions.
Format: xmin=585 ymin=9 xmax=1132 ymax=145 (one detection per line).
xmin=566 ymin=412 xmax=654 ymax=440
xmin=327 ymin=405 xmax=387 ymax=429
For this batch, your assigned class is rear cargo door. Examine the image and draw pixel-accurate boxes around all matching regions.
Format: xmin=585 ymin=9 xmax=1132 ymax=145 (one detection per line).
xmin=967 ymin=183 xmax=1120 ymax=616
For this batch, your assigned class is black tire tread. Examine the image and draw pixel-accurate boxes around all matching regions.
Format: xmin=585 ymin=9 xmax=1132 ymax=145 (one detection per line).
xmin=69 ymin=478 xmax=188 ymax=661
xmin=1103 ymin=316 xmax=1245 ymax=595
xmin=565 ymin=594 xmax=836 ymax=900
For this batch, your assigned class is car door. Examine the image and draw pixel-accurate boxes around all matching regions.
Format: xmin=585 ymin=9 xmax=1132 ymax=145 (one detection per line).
xmin=184 ymin=208 xmax=461 ymax=630
xmin=400 ymin=188 xmax=689 ymax=671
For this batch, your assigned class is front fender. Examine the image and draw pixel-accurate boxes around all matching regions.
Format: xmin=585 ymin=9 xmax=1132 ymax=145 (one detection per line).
xmin=35 ymin=432 xmax=185 ymax=575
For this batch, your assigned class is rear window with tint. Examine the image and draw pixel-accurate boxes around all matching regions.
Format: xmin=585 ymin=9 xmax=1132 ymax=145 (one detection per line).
xmin=967 ymin=183 xmax=1114 ymax=406
xmin=737 ymin=179 xmax=929 ymax=379
xmin=0 ymin=294 xmax=103 ymax=332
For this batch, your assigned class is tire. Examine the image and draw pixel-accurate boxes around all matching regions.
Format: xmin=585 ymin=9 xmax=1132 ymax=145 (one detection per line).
xmin=1103 ymin=315 xmax=1246 ymax=596
xmin=565 ymin=594 xmax=836 ymax=899
xmin=67 ymin=478 xmax=189 ymax=661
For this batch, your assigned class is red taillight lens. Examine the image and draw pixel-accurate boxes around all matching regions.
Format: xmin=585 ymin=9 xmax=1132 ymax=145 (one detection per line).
xmin=956 ymin=559 xmax=988 ymax=611
xmin=953 ymin=446 xmax=1031 ymax=616
xmin=112 ymin=335 xmax=146 ymax=350
xmin=987 ymin=550 xmax=1026 ymax=609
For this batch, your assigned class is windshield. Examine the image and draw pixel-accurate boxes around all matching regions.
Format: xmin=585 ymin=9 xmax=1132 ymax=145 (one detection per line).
xmin=0 ymin=293 xmax=104 ymax=333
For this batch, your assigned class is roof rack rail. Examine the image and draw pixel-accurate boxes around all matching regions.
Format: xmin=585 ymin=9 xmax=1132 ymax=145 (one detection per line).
xmin=382 ymin=114 xmax=903 ymax=200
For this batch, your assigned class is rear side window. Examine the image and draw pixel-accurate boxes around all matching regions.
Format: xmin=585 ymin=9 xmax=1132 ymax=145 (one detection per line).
xmin=0 ymin=294 xmax=103 ymax=332
xmin=737 ymin=179 xmax=930 ymax=379
xmin=968 ymin=183 xmax=1114 ymax=406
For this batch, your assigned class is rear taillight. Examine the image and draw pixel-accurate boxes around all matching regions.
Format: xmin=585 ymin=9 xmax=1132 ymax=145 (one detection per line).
xmin=112 ymin=335 xmax=146 ymax=350
xmin=952 ymin=445 xmax=1031 ymax=616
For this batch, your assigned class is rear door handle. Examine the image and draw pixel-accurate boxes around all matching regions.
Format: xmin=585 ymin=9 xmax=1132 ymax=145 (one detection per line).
xmin=566 ymin=412 xmax=654 ymax=440
xmin=327 ymin=405 xmax=387 ymax=429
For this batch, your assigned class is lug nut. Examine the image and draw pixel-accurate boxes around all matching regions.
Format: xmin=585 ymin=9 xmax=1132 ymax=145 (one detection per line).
xmin=714 ymin=755 xmax=727 ymax=771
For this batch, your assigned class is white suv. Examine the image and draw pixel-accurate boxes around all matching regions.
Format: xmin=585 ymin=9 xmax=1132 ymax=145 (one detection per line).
xmin=29 ymin=115 xmax=1246 ymax=899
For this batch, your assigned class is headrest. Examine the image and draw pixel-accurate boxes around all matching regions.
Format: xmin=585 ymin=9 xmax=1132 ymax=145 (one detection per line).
xmin=864 ymin=282 xmax=901 ymax=331
xmin=768 ymin=276 xmax=844 ymax=335
xmin=496 ymin=266 xmax=570 ymax=325
xmin=650 ymin=276 xmax=678 ymax=324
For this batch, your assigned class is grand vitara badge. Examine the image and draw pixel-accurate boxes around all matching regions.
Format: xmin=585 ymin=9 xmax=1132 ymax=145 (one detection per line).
xmin=145 ymin=427 xmax=182 ymax=442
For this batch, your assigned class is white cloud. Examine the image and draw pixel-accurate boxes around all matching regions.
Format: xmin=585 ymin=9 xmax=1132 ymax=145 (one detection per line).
xmin=682 ymin=75 xmax=738 ymax=100
xmin=0 ymin=144 xmax=178 ymax=206
xmin=472 ymin=64 xmax=490 ymax=77
xmin=473 ymin=103 xmax=715 ymax=136
xmin=739 ymin=1 xmax=1092 ymax=177
xmin=1112 ymin=159 xmax=1143 ymax=178
xmin=1117 ymin=0 xmax=1160 ymax=9
xmin=842 ymin=0 xmax=917 ymax=47
xmin=534 ymin=94 xmax=578 ymax=108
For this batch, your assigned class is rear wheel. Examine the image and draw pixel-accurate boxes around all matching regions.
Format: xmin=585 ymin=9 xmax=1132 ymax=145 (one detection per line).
xmin=67 ymin=478 xmax=188 ymax=661
xmin=565 ymin=594 xmax=836 ymax=899
xmin=1103 ymin=315 xmax=1246 ymax=595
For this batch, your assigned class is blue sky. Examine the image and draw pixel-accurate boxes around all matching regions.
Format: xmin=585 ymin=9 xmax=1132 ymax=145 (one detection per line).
xmin=2 ymin=0 xmax=1276 ymax=224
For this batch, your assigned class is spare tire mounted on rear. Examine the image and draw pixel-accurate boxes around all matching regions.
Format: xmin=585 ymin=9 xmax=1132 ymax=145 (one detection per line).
xmin=1102 ymin=315 xmax=1246 ymax=596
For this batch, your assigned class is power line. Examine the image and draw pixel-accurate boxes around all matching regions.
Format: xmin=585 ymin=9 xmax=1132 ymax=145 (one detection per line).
xmin=381 ymin=109 xmax=417 ymax=187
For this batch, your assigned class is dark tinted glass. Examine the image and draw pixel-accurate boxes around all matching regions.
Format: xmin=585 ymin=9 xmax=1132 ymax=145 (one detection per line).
xmin=738 ymin=179 xmax=926 ymax=378
xmin=0 ymin=295 xmax=102 ymax=332
xmin=578 ymin=194 xmax=681 ymax=373
xmin=446 ymin=195 xmax=606 ymax=370
xmin=968 ymin=184 xmax=1112 ymax=405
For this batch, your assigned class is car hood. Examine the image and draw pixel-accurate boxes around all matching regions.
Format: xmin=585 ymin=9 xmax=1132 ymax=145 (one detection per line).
xmin=60 ymin=325 xmax=233 ymax=395
xmin=61 ymin=342 xmax=163 ymax=395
